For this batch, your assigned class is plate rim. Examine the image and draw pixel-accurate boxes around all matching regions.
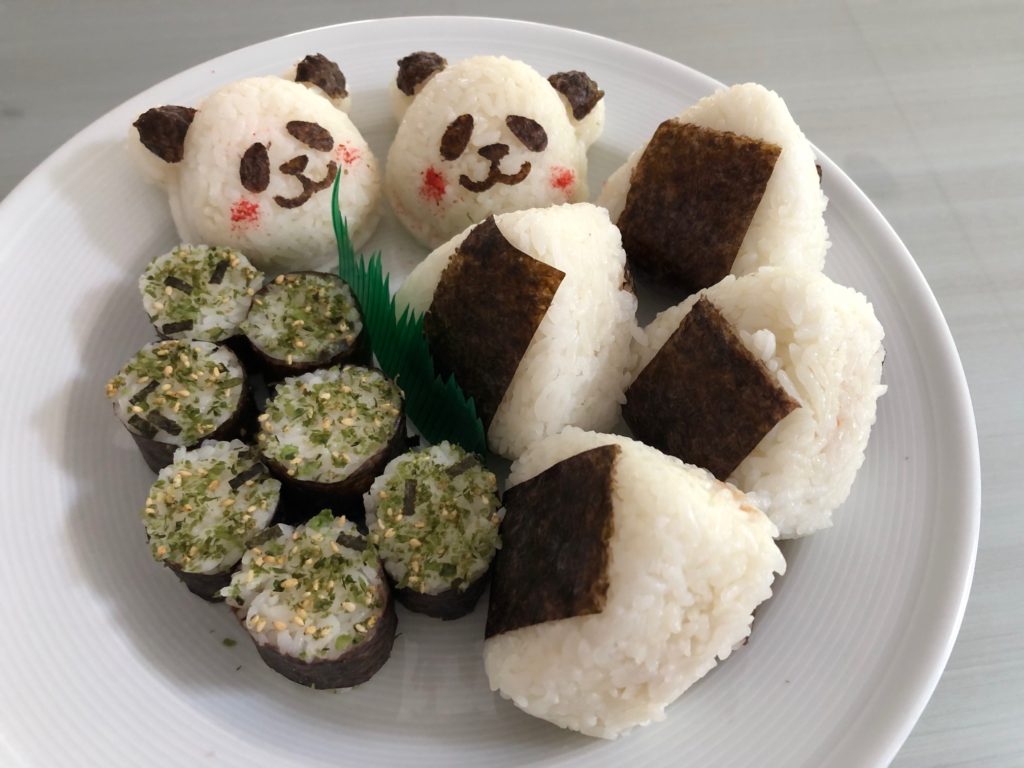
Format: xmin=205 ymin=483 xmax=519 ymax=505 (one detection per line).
xmin=0 ymin=15 xmax=981 ymax=767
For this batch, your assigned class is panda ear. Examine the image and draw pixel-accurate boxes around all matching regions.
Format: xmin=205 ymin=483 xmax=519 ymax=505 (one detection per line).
xmin=293 ymin=53 xmax=350 ymax=110
xmin=396 ymin=51 xmax=447 ymax=98
xmin=133 ymin=106 xmax=195 ymax=163
xmin=548 ymin=71 xmax=604 ymax=122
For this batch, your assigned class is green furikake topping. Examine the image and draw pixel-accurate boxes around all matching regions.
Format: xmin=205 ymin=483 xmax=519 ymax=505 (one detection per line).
xmin=106 ymin=340 xmax=245 ymax=446
xmin=241 ymin=272 xmax=362 ymax=364
xmin=366 ymin=442 xmax=502 ymax=594
xmin=221 ymin=511 xmax=385 ymax=661
xmin=143 ymin=440 xmax=280 ymax=574
xmin=258 ymin=366 xmax=403 ymax=483
xmin=139 ymin=244 xmax=263 ymax=341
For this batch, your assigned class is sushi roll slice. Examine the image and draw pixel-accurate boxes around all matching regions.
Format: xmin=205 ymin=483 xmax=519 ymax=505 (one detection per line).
xmin=397 ymin=203 xmax=637 ymax=460
xmin=139 ymin=244 xmax=263 ymax=343
xmin=484 ymin=428 xmax=784 ymax=739
xmin=258 ymin=365 xmax=405 ymax=522
xmin=364 ymin=442 xmax=502 ymax=620
xmin=240 ymin=271 xmax=367 ymax=381
xmin=598 ymin=83 xmax=828 ymax=295
xmin=106 ymin=339 xmax=254 ymax=471
xmin=222 ymin=510 xmax=397 ymax=688
xmin=626 ymin=267 xmax=886 ymax=538
xmin=142 ymin=440 xmax=280 ymax=600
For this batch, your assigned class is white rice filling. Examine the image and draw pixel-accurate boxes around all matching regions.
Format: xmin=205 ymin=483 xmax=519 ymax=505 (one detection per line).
xmin=143 ymin=440 xmax=279 ymax=574
xmin=633 ymin=267 xmax=886 ymax=537
xmin=364 ymin=442 xmax=503 ymax=594
xmin=222 ymin=512 xmax=385 ymax=662
xmin=484 ymin=428 xmax=784 ymax=739
xmin=396 ymin=203 xmax=638 ymax=459
xmin=241 ymin=272 xmax=362 ymax=363
xmin=139 ymin=244 xmax=263 ymax=341
xmin=598 ymin=82 xmax=829 ymax=277
xmin=107 ymin=340 xmax=244 ymax=446
xmin=258 ymin=366 xmax=403 ymax=483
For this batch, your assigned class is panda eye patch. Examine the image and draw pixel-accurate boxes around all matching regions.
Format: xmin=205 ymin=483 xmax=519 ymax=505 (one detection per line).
xmin=440 ymin=114 xmax=474 ymax=160
xmin=505 ymin=115 xmax=548 ymax=152
xmin=239 ymin=142 xmax=270 ymax=193
xmin=286 ymin=120 xmax=334 ymax=151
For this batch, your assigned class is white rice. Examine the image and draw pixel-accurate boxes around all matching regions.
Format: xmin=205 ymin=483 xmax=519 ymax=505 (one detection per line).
xmin=385 ymin=56 xmax=602 ymax=248
xmin=397 ymin=203 xmax=638 ymax=460
xmin=484 ymin=427 xmax=784 ymax=739
xmin=598 ymin=82 xmax=829 ymax=277
xmin=633 ymin=267 xmax=886 ymax=538
xmin=131 ymin=76 xmax=381 ymax=273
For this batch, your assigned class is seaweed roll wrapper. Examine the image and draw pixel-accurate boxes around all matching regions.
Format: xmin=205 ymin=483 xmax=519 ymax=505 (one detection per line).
xmin=364 ymin=442 xmax=502 ymax=619
xmin=222 ymin=511 xmax=397 ymax=688
xmin=240 ymin=271 xmax=366 ymax=380
xmin=142 ymin=440 xmax=281 ymax=600
xmin=484 ymin=428 xmax=784 ymax=739
xmin=106 ymin=339 xmax=253 ymax=471
xmin=139 ymin=244 xmax=263 ymax=343
xmin=258 ymin=366 xmax=405 ymax=522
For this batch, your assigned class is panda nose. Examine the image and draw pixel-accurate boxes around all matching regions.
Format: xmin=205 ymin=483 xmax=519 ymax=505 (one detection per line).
xmin=478 ymin=143 xmax=509 ymax=162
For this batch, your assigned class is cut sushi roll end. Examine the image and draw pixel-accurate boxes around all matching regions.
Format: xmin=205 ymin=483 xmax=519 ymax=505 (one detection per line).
xmin=222 ymin=511 xmax=397 ymax=689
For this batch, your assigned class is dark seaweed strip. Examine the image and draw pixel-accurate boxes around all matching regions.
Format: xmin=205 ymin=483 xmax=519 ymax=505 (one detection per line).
xmin=208 ymin=259 xmax=230 ymax=285
xmin=127 ymin=414 xmax=158 ymax=438
xmin=148 ymin=412 xmax=182 ymax=436
xmin=161 ymin=320 xmax=194 ymax=335
xmin=336 ymin=533 xmax=368 ymax=552
xmin=444 ymin=456 xmax=476 ymax=477
xmin=229 ymin=464 xmax=265 ymax=490
xmin=129 ymin=379 xmax=160 ymax=405
xmin=403 ymin=479 xmax=417 ymax=518
xmin=164 ymin=275 xmax=194 ymax=295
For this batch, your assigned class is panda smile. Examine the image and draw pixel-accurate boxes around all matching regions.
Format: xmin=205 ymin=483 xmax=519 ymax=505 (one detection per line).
xmin=274 ymin=154 xmax=339 ymax=209
xmin=459 ymin=143 xmax=531 ymax=193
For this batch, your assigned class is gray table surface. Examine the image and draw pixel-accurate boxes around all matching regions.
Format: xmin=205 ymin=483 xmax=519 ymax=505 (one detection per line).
xmin=2 ymin=1 xmax=1020 ymax=765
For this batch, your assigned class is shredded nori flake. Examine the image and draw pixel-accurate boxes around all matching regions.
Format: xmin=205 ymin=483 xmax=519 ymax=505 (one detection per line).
xmin=239 ymin=142 xmax=271 ymax=194
xmin=505 ymin=115 xmax=548 ymax=152
xmin=396 ymin=51 xmax=447 ymax=96
xmin=295 ymin=53 xmax=349 ymax=99
xmin=618 ymin=120 xmax=781 ymax=294
xmin=623 ymin=297 xmax=799 ymax=480
xmin=424 ymin=216 xmax=565 ymax=426
xmin=163 ymin=275 xmax=193 ymax=295
xmin=148 ymin=412 xmax=183 ymax=436
xmin=440 ymin=114 xmax=473 ymax=161
xmin=286 ymin=121 xmax=334 ymax=152
xmin=133 ymin=105 xmax=196 ymax=163
xmin=444 ymin=456 xmax=476 ymax=477
xmin=485 ymin=444 xmax=620 ymax=638
xmin=161 ymin=320 xmax=194 ymax=335
xmin=547 ymin=71 xmax=604 ymax=120
xmin=127 ymin=414 xmax=158 ymax=438
xmin=208 ymin=259 xmax=230 ymax=285
xmin=229 ymin=464 xmax=265 ymax=490
xmin=336 ymin=532 xmax=368 ymax=552
xmin=403 ymin=479 xmax=417 ymax=519
xmin=129 ymin=379 xmax=160 ymax=405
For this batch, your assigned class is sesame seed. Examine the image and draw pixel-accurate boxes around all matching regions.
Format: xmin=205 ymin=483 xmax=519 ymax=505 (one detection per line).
xmin=330 ymin=541 xmax=340 ymax=553
xmin=342 ymin=601 xmax=356 ymax=612
xmin=245 ymin=287 xmax=254 ymax=296
xmin=207 ymin=479 xmax=220 ymax=492
xmin=161 ymin=383 xmax=172 ymax=392
xmin=155 ymin=545 xmax=167 ymax=557
xmin=319 ymin=391 xmax=331 ymax=401
xmin=178 ymin=353 xmax=190 ymax=368
xmin=130 ymin=404 xmax=144 ymax=414
xmin=255 ymin=618 xmax=267 ymax=633
xmin=153 ymin=302 xmax=164 ymax=311
xmin=281 ymin=578 xmax=299 ymax=589
xmin=294 ymin=339 xmax=305 ymax=349
xmin=163 ymin=365 xmax=174 ymax=377
xmin=409 ymin=539 xmax=422 ymax=548
xmin=274 ymin=275 xmax=284 ymax=284
xmin=384 ymin=528 xmax=396 ymax=539
xmin=414 ymin=521 xmax=426 ymax=529
xmin=164 ymin=286 xmax=173 ymax=296
xmin=221 ymin=498 xmax=236 ymax=507
xmin=292 ymin=616 xmax=305 ymax=627
xmin=354 ymin=623 xmax=367 ymax=634
xmin=286 ymin=354 xmax=294 ymax=365
xmin=341 ymin=417 xmax=354 ymax=427
xmin=176 ymin=389 xmax=190 ymax=398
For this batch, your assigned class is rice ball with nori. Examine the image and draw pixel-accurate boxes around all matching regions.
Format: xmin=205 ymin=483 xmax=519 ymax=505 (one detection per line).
xmin=483 ymin=427 xmax=784 ymax=739
xmin=140 ymin=244 xmax=263 ymax=341
xmin=241 ymin=271 xmax=366 ymax=380
xmin=130 ymin=53 xmax=380 ymax=273
xmin=397 ymin=203 xmax=637 ymax=460
xmin=385 ymin=55 xmax=604 ymax=248
xmin=222 ymin=510 xmax=397 ymax=688
xmin=143 ymin=440 xmax=280 ymax=600
xmin=631 ymin=267 xmax=886 ymax=538
xmin=364 ymin=442 xmax=502 ymax=619
xmin=598 ymin=83 xmax=828 ymax=291
xmin=106 ymin=339 xmax=251 ymax=471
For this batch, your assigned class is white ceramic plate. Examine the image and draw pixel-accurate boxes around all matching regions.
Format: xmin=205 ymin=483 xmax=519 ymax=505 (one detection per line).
xmin=0 ymin=17 xmax=978 ymax=768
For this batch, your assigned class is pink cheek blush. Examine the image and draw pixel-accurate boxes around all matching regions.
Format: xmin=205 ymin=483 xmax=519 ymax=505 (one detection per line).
xmin=335 ymin=143 xmax=361 ymax=165
xmin=550 ymin=167 xmax=575 ymax=194
xmin=229 ymin=198 xmax=260 ymax=229
xmin=420 ymin=166 xmax=447 ymax=204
